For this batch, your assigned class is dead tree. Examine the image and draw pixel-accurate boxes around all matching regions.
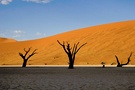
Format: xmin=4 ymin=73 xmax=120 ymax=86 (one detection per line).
xmin=115 ymin=52 xmax=133 ymax=67
xmin=19 ymin=47 xmax=38 ymax=67
xmin=57 ymin=40 xmax=87 ymax=69
xmin=101 ymin=62 xmax=105 ymax=68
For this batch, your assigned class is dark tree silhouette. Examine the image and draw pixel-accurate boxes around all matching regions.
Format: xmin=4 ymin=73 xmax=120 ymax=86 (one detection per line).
xmin=19 ymin=47 xmax=38 ymax=67
xmin=101 ymin=62 xmax=105 ymax=68
xmin=57 ymin=40 xmax=87 ymax=69
xmin=115 ymin=52 xmax=133 ymax=67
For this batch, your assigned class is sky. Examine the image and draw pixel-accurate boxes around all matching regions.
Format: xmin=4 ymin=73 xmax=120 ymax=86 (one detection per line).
xmin=0 ymin=0 xmax=135 ymax=41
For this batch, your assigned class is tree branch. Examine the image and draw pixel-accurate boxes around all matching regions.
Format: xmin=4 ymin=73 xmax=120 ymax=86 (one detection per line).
xmin=115 ymin=55 xmax=121 ymax=65
xmin=57 ymin=40 xmax=68 ymax=54
xmin=121 ymin=52 xmax=133 ymax=65
xmin=24 ymin=47 xmax=31 ymax=57
xmin=72 ymin=44 xmax=76 ymax=55
xmin=57 ymin=40 xmax=63 ymax=46
xmin=75 ymin=43 xmax=87 ymax=54
xmin=27 ymin=49 xmax=38 ymax=60
xmin=19 ymin=52 xmax=25 ymax=59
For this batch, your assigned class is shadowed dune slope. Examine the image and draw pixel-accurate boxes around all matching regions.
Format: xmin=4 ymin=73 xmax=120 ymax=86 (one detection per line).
xmin=0 ymin=20 xmax=135 ymax=65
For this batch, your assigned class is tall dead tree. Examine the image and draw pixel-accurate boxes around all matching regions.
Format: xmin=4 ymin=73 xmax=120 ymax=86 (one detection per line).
xmin=19 ymin=47 xmax=38 ymax=67
xmin=115 ymin=52 xmax=133 ymax=67
xmin=57 ymin=40 xmax=87 ymax=69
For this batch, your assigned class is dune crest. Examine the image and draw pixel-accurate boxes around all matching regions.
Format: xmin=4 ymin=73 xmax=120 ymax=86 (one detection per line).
xmin=0 ymin=20 xmax=135 ymax=65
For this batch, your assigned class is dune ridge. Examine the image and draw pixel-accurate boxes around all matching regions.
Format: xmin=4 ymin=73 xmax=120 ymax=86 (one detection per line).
xmin=0 ymin=20 xmax=135 ymax=65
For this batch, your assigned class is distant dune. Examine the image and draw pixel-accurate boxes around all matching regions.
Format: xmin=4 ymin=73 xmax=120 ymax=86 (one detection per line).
xmin=0 ymin=37 xmax=16 ymax=43
xmin=0 ymin=20 xmax=135 ymax=65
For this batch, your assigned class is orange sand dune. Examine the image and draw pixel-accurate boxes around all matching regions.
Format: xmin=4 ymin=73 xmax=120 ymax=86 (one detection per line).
xmin=0 ymin=20 xmax=135 ymax=65
xmin=0 ymin=37 xmax=16 ymax=43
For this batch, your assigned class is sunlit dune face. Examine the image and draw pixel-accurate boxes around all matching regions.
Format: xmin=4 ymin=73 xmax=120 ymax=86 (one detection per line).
xmin=0 ymin=20 xmax=135 ymax=65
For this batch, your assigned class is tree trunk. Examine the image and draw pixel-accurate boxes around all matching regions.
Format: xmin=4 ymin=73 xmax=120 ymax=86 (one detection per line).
xmin=68 ymin=55 xmax=74 ymax=69
xmin=117 ymin=64 xmax=122 ymax=67
xmin=102 ymin=65 xmax=105 ymax=68
xmin=115 ymin=55 xmax=123 ymax=67
xmin=22 ymin=59 xmax=28 ymax=67
xmin=68 ymin=61 xmax=74 ymax=69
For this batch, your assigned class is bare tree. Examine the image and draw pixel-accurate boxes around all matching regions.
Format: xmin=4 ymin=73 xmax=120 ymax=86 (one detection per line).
xmin=57 ymin=40 xmax=87 ymax=69
xmin=19 ymin=47 xmax=38 ymax=67
xmin=115 ymin=52 xmax=133 ymax=67
xmin=101 ymin=62 xmax=105 ymax=68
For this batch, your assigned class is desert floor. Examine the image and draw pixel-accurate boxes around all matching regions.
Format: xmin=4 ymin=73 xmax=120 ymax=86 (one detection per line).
xmin=0 ymin=66 xmax=135 ymax=90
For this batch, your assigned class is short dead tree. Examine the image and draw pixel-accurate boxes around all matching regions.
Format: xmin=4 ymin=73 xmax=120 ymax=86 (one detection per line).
xmin=101 ymin=62 xmax=105 ymax=68
xmin=115 ymin=52 xmax=133 ymax=67
xmin=19 ymin=47 xmax=38 ymax=67
xmin=57 ymin=40 xmax=87 ymax=69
